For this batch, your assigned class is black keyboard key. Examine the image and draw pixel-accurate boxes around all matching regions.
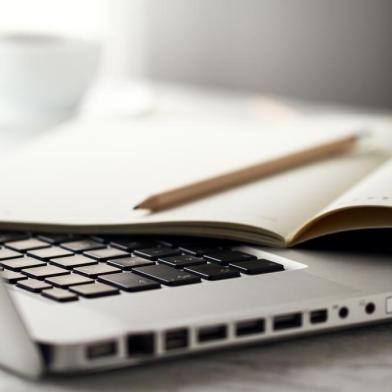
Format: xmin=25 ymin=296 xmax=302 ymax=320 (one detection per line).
xmin=179 ymin=244 xmax=223 ymax=256
xmin=69 ymin=282 xmax=119 ymax=298
xmin=23 ymin=265 xmax=69 ymax=279
xmin=156 ymin=239 xmax=176 ymax=247
xmin=1 ymin=269 xmax=27 ymax=283
xmin=110 ymin=238 xmax=158 ymax=251
xmin=133 ymin=264 xmax=201 ymax=286
xmin=37 ymin=233 xmax=75 ymax=244
xmin=27 ymin=246 xmax=73 ymax=260
xmin=61 ymin=239 xmax=105 ymax=253
xmin=5 ymin=238 xmax=49 ymax=252
xmin=46 ymin=274 xmax=94 ymax=288
xmin=1 ymin=256 xmax=46 ymax=271
xmin=107 ymin=257 xmax=154 ymax=270
xmin=204 ymin=250 xmax=256 ymax=265
xmin=0 ymin=248 xmax=23 ymax=261
xmin=134 ymin=247 xmax=181 ymax=260
xmin=50 ymin=255 xmax=97 ymax=269
xmin=74 ymin=263 xmax=120 ymax=278
xmin=0 ymin=232 xmax=29 ymax=244
xmin=229 ymin=259 xmax=284 ymax=274
xmin=89 ymin=235 xmax=110 ymax=243
xmin=42 ymin=288 xmax=78 ymax=302
xmin=84 ymin=248 xmax=129 ymax=261
xmin=184 ymin=264 xmax=240 ymax=280
xmin=17 ymin=278 xmax=52 ymax=293
xmin=159 ymin=255 xmax=205 ymax=268
xmin=98 ymin=272 xmax=160 ymax=292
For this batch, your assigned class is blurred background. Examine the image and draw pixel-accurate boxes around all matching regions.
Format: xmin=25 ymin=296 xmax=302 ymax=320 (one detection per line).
xmin=1 ymin=0 xmax=391 ymax=108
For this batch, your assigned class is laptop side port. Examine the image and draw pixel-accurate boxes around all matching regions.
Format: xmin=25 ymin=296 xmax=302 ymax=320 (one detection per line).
xmin=197 ymin=325 xmax=227 ymax=343
xmin=310 ymin=309 xmax=328 ymax=324
xmin=273 ymin=312 xmax=302 ymax=331
xmin=86 ymin=340 xmax=118 ymax=360
xmin=235 ymin=318 xmax=265 ymax=337
xmin=128 ymin=333 xmax=155 ymax=356
xmin=164 ymin=328 xmax=189 ymax=351
xmin=365 ymin=302 xmax=375 ymax=315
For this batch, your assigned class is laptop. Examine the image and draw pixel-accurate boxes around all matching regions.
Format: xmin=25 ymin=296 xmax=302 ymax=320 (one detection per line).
xmin=1 ymin=229 xmax=392 ymax=378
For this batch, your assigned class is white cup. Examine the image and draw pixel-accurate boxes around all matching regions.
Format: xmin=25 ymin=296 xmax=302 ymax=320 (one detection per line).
xmin=0 ymin=33 xmax=100 ymax=127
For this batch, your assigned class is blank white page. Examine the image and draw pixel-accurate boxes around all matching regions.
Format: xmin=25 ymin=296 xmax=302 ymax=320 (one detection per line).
xmin=0 ymin=112 xmax=384 ymax=243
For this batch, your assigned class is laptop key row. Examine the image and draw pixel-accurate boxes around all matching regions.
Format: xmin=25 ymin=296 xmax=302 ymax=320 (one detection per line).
xmin=47 ymin=274 xmax=94 ymax=288
xmin=51 ymin=255 xmax=98 ymax=269
xmin=42 ymin=287 xmax=79 ymax=302
xmin=36 ymin=233 xmax=76 ymax=244
xmin=61 ymin=239 xmax=105 ymax=253
xmin=0 ymin=233 xmax=285 ymax=302
xmin=98 ymin=272 xmax=160 ymax=292
xmin=27 ymin=247 xmax=73 ymax=260
xmin=0 ymin=248 xmax=23 ymax=261
xmin=83 ymin=247 xmax=129 ymax=261
xmin=1 ymin=256 xmax=46 ymax=271
xmin=133 ymin=264 xmax=201 ymax=286
xmin=1 ymin=269 xmax=27 ymax=283
xmin=0 ymin=232 xmax=29 ymax=244
xmin=17 ymin=278 xmax=52 ymax=292
xmin=6 ymin=238 xmax=49 ymax=252
xmin=106 ymin=256 xmax=154 ymax=269
xmin=74 ymin=263 xmax=121 ymax=278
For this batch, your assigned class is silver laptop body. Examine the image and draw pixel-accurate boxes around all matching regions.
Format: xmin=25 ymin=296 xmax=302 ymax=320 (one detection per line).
xmin=2 ymin=232 xmax=392 ymax=379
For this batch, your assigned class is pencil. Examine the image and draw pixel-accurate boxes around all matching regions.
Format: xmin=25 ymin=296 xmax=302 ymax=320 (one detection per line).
xmin=134 ymin=132 xmax=362 ymax=212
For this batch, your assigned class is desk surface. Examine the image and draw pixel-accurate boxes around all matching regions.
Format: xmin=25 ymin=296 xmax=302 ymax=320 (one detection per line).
xmin=1 ymin=82 xmax=392 ymax=391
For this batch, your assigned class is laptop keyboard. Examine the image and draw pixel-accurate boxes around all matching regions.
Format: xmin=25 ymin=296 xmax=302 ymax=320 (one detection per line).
xmin=0 ymin=232 xmax=285 ymax=302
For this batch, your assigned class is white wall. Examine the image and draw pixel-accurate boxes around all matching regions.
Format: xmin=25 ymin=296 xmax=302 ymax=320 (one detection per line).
xmin=1 ymin=0 xmax=391 ymax=108
xmin=143 ymin=0 xmax=392 ymax=108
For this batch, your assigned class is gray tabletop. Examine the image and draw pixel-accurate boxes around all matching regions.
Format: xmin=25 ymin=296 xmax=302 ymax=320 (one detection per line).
xmin=1 ymin=322 xmax=392 ymax=392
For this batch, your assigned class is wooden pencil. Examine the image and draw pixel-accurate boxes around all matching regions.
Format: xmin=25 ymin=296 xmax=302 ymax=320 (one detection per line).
xmin=134 ymin=133 xmax=361 ymax=212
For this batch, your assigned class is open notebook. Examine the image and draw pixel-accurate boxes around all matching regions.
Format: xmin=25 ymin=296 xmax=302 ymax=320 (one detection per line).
xmin=0 ymin=113 xmax=391 ymax=247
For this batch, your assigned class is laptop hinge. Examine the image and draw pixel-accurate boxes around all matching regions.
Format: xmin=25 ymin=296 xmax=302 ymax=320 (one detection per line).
xmin=0 ymin=279 xmax=44 ymax=378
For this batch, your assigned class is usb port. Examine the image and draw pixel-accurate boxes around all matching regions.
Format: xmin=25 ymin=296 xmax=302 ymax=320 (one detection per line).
xmin=198 ymin=325 xmax=227 ymax=343
xmin=273 ymin=312 xmax=302 ymax=331
xmin=86 ymin=341 xmax=117 ymax=359
xmin=310 ymin=309 xmax=328 ymax=324
xmin=165 ymin=328 xmax=189 ymax=351
xmin=128 ymin=333 xmax=155 ymax=356
xmin=235 ymin=318 xmax=265 ymax=337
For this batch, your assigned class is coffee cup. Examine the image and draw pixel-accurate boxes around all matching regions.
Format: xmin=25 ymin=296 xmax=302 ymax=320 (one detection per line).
xmin=0 ymin=33 xmax=100 ymax=127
